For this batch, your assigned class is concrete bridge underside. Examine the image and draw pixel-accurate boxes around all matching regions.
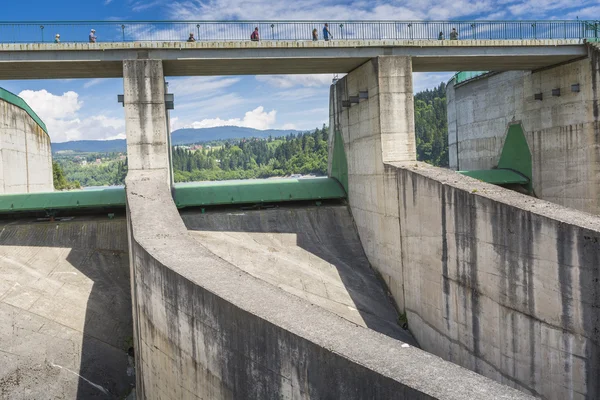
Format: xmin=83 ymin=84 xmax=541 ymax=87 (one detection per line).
xmin=0 ymin=40 xmax=587 ymax=79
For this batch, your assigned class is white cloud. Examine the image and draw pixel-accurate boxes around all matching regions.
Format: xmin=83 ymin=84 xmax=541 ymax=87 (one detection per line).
xmin=167 ymin=0 xmax=598 ymax=23
xmin=184 ymin=106 xmax=277 ymax=130
xmin=256 ymin=74 xmax=334 ymax=89
xmin=83 ymin=78 xmax=104 ymax=89
xmin=19 ymin=90 xmax=81 ymax=120
xmin=18 ymin=89 xmax=125 ymax=142
xmin=168 ymin=76 xmax=240 ymax=98
xmin=104 ymin=0 xmax=113 ymax=4
xmin=413 ymin=72 xmax=453 ymax=93
xmin=282 ymin=123 xmax=297 ymax=130
xmin=130 ymin=0 xmax=162 ymax=12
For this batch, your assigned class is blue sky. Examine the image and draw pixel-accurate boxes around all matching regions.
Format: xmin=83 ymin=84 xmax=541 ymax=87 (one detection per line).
xmin=2 ymin=0 xmax=597 ymax=143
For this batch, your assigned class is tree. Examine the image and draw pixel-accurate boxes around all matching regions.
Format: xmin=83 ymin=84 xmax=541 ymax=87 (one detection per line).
xmin=53 ymin=161 xmax=80 ymax=190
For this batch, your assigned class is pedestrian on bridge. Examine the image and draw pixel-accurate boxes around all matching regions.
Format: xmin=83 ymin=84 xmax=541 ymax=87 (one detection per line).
xmin=251 ymin=27 xmax=260 ymax=41
xmin=54 ymin=34 xmax=60 ymax=43
xmin=89 ymin=29 xmax=97 ymax=43
xmin=312 ymin=28 xmax=318 ymax=41
xmin=323 ymin=23 xmax=332 ymax=41
xmin=450 ymin=28 xmax=458 ymax=40
xmin=438 ymin=31 xmax=444 ymax=40
xmin=187 ymin=33 xmax=196 ymax=42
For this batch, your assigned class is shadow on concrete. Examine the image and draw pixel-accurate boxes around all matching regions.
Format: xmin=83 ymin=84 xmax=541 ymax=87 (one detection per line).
xmin=0 ymin=216 xmax=132 ymax=399
xmin=180 ymin=204 xmax=416 ymax=345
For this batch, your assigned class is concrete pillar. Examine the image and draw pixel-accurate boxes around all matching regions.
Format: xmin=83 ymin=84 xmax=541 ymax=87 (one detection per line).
xmin=123 ymin=59 xmax=170 ymax=183
xmin=376 ymin=56 xmax=416 ymax=163
xmin=328 ymin=56 xmax=415 ymax=312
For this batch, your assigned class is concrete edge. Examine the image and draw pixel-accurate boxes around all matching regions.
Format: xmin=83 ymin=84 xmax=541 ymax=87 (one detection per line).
xmin=390 ymin=161 xmax=600 ymax=233
xmin=126 ymin=168 xmax=533 ymax=400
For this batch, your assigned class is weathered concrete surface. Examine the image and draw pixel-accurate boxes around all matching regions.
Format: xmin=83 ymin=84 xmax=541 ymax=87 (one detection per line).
xmin=395 ymin=162 xmax=600 ymax=400
xmin=0 ymin=99 xmax=52 ymax=193
xmin=0 ymin=217 xmax=133 ymax=399
xmin=125 ymin=58 xmax=530 ymax=400
xmin=330 ymin=58 xmax=600 ymax=399
xmin=182 ymin=205 xmax=414 ymax=343
xmin=447 ymin=43 xmax=600 ymax=214
xmin=123 ymin=59 xmax=170 ymax=177
xmin=126 ymin=168 xmax=532 ymax=400
xmin=0 ymin=40 xmax=586 ymax=79
xmin=329 ymin=56 xmax=415 ymax=312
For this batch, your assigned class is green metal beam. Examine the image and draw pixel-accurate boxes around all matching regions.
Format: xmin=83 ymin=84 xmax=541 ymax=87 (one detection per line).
xmin=0 ymin=187 xmax=125 ymax=213
xmin=0 ymin=177 xmax=347 ymax=214
xmin=174 ymin=177 xmax=346 ymax=208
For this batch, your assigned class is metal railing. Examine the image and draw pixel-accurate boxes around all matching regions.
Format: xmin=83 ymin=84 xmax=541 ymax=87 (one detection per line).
xmin=0 ymin=20 xmax=597 ymax=43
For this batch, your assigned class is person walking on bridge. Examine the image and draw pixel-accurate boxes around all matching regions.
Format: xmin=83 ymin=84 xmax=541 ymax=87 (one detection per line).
xmin=312 ymin=28 xmax=318 ymax=41
xmin=450 ymin=28 xmax=458 ymax=40
xmin=251 ymin=27 xmax=260 ymax=41
xmin=54 ymin=34 xmax=60 ymax=43
xmin=323 ymin=23 xmax=332 ymax=41
xmin=438 ymin=31 xmax=444 ymax=40
xmin=187 ymin=32 xmax=196 ymax=42
xmin=89 ymin=29 xmax=97 ymax=43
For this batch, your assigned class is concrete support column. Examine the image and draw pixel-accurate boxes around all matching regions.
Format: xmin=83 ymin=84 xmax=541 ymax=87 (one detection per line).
xmin=123 ymin=59 xmax=170 ymax=183
xmin=376 ymin=56 xmax=416 ymax=163
xmin=328 ymin=56 xmax=415 ymax=313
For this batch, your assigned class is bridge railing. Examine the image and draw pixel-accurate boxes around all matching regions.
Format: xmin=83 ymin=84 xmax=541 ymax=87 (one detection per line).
xmin=0 ymin=20 xmax=597 ymax=43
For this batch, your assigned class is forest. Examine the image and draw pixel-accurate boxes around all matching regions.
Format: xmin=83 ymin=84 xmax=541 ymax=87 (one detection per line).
xmin=54 ymin=83 xmax=449 ymax=189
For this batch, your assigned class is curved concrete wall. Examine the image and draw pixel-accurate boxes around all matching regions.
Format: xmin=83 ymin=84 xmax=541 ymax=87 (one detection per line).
xmin=126 ymin=169 xmax=530 ymax=400
xmin=125 ymin=58 xmax=529 ymax=400
xmin=447 ymin=45 xmax=600 ymax=214
xmin=0 ymin=93 xmax=53 ymax=193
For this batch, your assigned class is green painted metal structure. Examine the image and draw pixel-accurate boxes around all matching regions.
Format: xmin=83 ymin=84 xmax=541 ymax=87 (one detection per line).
xmin=0 ymin=177 xmax=346 ymax=214
xmin=174 ymin=178 xmax=346 ymax=208
xmin=330 ymin=130 xmax=349 ymax=193
xmin=459 ymin=122 xmax=533 ymax=193
xmin=453 ymin=71 xmax=490 ymax=84
xmin=0 ymin=87 xmax=48 ymax=134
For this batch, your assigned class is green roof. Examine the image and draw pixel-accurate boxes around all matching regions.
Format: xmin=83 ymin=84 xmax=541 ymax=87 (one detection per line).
xmin=0 ymin=87 xmax=48 ymax=134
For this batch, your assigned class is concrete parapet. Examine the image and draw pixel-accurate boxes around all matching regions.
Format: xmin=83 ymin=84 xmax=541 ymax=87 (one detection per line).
xmin=126 ymin=168 xmax=532 ymax=400
xmin=393 ymin=162 xmax=600 ymax=400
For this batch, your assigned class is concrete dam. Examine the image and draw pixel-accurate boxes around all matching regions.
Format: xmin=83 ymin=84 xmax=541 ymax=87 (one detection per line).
xmin=0 ymin=32 xmax=599 ymax=400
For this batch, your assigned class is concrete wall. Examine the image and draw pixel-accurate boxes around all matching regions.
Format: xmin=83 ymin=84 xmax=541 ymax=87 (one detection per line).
xmin=330 ymin=56 xmax=600 ymax=399
xmin=397 ymin=163 xmax=600 ymax=400
xmin=126 ymin=59 xmax=530 ymax=400
xmin=447 ymin=45 xmax=600 ymax=214
xmin=329 ymin=56 xmax=415 ymax=312
xmin=0 ymin=98 xmax=53 ymax=193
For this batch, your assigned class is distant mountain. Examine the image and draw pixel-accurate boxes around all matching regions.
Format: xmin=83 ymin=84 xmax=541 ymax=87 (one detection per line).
xmin=52 ymin=126 xmax=304 ymax=153
xmin=52 ymin=139 xmax=126 ymax=153
xmin=171 ymin=126 xmax=303 ymax=145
